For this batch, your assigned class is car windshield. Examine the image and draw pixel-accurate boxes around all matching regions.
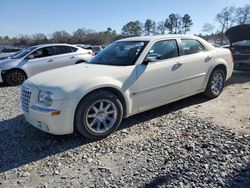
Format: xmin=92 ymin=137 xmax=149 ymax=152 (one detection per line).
xmin=90 ymin=41 xmax=148 ymax=66
xmin=11 ymin=46 xmax=37 ymax=59
xmin=93 ymin=46 xmax=101 ymax=51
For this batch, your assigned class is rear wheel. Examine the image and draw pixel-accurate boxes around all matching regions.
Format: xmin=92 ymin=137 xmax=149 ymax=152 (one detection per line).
xmin=75 ymin=91 xmax=123 ymax=140
xmin=5 ymin=69 xmax=27 ymax=86
xmin=204 ymin=68 xmax=225 ymax=98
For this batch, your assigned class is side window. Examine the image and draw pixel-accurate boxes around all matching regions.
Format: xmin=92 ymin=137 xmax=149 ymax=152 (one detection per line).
xmin=55 ymin=46 xmax=73 ymax=55
xmin=71 ymin=47 xmax=78 ymax=52
xmin=31 ymin=47 xmax=53 ymax=59
xmin=181 ymin=39 xmax=205 ymax=55
xmin=148 ymin=40 xmax=179 ymax=60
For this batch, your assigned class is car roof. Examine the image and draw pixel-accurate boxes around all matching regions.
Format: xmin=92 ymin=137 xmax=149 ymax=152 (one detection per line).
xmin=118 ymin=34 xmax=200 ymax=42
xmin=33 ymin=43 xmax=77 ymax=48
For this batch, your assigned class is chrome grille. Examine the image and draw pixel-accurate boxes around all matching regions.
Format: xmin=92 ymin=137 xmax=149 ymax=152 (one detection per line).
xmin=21 ymin=86 xmax=31 ymax=113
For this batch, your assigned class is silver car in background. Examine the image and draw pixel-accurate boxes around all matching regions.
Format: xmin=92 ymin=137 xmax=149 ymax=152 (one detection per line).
xmin=0 ymin=44 xmax=93 ymax=86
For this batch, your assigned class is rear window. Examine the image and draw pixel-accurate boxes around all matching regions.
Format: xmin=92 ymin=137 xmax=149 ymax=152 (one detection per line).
xmin=54 ymin=46 xmax=74 ymax=55
xmin=2 ymin=48 xmax=21 ymax=53
xmin=233 ymin=40 xmax=250 ymax=47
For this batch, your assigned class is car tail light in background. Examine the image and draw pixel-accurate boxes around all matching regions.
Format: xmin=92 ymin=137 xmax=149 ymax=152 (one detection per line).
xmin=88 ymin=51 xmax=95 ymax=56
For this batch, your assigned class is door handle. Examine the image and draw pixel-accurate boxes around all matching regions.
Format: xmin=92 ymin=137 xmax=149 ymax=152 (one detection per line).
xmin=48 ymin=59 xmax=54 ymax=62
xmin=70 ymin=56 xmax=75 ymax=59
xmin=172 ymin=62 xmax=183 ymax=71
xmin=205 ymin=56 xmax=212 ymax=63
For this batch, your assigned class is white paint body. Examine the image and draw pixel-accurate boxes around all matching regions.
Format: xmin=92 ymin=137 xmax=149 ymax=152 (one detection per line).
xmin=21 ymin=35 xmax=233 ymax=135
xmin=0 ymin=44 xmax=93 ymax=83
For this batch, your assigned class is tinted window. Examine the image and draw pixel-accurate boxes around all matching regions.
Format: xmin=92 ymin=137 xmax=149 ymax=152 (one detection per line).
xmin=71 ymin=47 xmax=78 ymax=52
xmin=91 ymin=41 xmax=148 ymax=66
xmin=31 ymin=47 xmax=53 ymax=59
xmin=148 ymin=40 xmax=179 ymax=60
xmin=2 ymin=48 xmax=21 ymax=53
xmin=11 ymin=46 xmax=37 ymax=59
xmin=233 ymin=40 xmax=250 ymax=47
xmin=55 ymin=46 xmax=74 ymax=55
xmin=181 ymin=39 xmax=205 ymax=55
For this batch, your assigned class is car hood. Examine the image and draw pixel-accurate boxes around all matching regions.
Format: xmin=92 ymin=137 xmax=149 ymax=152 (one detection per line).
xmin=225 ymin=24 xmax=250 ymax=44
xmin=28 ymin=63 xmax=132 ymax=90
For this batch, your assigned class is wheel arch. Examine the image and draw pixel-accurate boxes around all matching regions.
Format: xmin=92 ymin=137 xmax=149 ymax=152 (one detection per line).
xmin=213 ymin=64 xmax=227 ymax=78
xmin=73 ymin=87 xmax=128 ymax=125
xmin=75 ymin=60 xmax=87 ymax=64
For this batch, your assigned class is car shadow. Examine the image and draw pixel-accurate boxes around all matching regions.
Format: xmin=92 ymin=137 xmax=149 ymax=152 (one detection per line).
xmin=225 ymin=70 xmax=250 ymax=86
xmin=0 ymin=82 xmax=9 ymax=88
xmin=225 ymin=162 xmax=250 ymax=187
xmin=144 ymin=162 xmax=250 ymax=187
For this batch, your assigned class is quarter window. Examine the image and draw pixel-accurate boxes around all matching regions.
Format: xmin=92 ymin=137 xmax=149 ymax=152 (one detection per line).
xmin=31 ymin=47 xmax=53 ymax=59
xmin=181 ymin=39 xmax=205 ymax=55
xmin=148 ymin=40 xmax=179 ymax=61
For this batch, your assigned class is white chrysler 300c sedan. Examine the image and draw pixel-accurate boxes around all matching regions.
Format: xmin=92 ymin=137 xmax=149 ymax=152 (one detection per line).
xmin=21 ymin=35 xmax=233 ymax=139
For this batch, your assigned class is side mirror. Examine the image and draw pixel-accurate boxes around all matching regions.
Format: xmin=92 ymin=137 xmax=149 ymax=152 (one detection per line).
xmin=143 ymin=53 xmax=161 ymax=64
xmin=27 ymin=54 xmax=34 ymax=60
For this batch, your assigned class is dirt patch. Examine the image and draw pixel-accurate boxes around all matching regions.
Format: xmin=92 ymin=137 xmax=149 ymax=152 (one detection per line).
xmin=179 ymin=71 xmax=250 ymax=134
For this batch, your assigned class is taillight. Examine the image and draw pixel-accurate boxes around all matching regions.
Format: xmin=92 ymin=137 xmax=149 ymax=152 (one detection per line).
xmin=88 ymin=51 xmax=95 ymax=56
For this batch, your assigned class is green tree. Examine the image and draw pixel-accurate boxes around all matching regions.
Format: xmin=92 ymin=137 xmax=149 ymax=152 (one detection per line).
xmin=156 ymin=21 xmax=166 ymax=35
xmin=182 ymin=14 xmax=193 ymax=34
xmin=144 ymin=19 xmax=156 ymax=35
xmin=121 ymin=21 xmax=143 ymax=37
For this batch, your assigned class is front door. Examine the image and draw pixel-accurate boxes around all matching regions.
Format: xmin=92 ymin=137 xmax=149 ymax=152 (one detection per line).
xmin=137 ymin=39 xmax=186 ymax=111
xmin=26 ymin=46 xmax=55 ymax=76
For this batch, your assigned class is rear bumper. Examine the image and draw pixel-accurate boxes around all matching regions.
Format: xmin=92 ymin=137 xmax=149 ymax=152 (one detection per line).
xmin=234 ymin=61 xmax=250 ymax=70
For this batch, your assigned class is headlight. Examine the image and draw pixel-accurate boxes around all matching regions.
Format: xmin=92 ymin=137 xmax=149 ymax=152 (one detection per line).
xmin=38 ymin=90 xmax=53 ymax=106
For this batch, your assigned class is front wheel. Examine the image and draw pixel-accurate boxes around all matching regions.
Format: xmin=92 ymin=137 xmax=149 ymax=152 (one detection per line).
xmin=5 ymin=69 xmax=27 ymax=86
xmin=204 ymin=68 xmax=225 ymax=98
xmin=75 ymin=91 xmax=123 ymax=140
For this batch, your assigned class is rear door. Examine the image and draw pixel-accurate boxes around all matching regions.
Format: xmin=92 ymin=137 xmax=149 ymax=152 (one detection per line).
xmin=53 ymin=45 xmax=78 ymax=67
xmin=178 ymin=39 xmax=212 ymax=94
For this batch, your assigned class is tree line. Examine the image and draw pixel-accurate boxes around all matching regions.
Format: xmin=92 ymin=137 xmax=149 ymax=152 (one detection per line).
xmin=201 ymin=4 xmax=250 ymax=44
xmin=0 ymin=13 xmax=193 ymax=46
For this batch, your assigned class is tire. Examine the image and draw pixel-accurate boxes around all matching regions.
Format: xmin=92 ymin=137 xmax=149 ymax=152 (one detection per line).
xmin=5 ymin=69 xmax=27 ymax=86
xmin=75 ymin=91 xmax=123 ymax=140
xmin=204 ymin=68 xmax=225 ymax=99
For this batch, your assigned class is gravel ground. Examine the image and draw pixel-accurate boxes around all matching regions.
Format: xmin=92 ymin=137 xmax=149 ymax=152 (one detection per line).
xmin=0 ymin=85 xmax=249 ymax=188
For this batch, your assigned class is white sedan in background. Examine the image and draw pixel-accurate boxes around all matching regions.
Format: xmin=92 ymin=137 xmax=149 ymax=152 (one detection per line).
xmin=0 ymin=44 xmax=93 ymax=86
xmin=21 ymin=35 xmax=233 ymax=139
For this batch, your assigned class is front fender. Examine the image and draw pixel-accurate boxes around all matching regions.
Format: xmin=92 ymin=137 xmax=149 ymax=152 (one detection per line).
xmin=70 ymin=77 xmax=133 ymax=118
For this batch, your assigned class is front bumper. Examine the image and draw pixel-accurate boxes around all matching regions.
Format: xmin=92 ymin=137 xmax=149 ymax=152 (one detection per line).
xmin=23 ymin=100 xmax=76 ymax=135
